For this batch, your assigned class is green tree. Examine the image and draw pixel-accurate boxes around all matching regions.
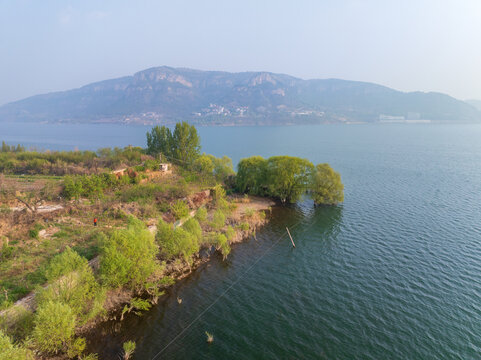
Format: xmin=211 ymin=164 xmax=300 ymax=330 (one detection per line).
xmin=33 ymin=301 xmax=76 ymax=354
xmin=310 ymin=163 xmax=344 ymax=205
xmin=99 ymin=217 xmax=159 ymax=291
xmin=236 ymin=156 xmax=268 ymax=195
xmin=156 ymin=219 xmax=199 ymax=261
xmin=208 ymin=155 xmax=235 ymax=182
xmin=171 ymin=122 xmax=201 ymax=166
xmin=62 ymin=176 xmax=82 ymax=200
xmin=37 ymin=247 xmax=104 ymax=324
xmin=146 ymin=125 xmax=172 ymax=157
xmin=192 ymin=154 xmax=215 ymax=176
xmin=265 ymin=156 xmax=314 ymax=203
xmin=1 ymin=141 xmax=10 ymax=153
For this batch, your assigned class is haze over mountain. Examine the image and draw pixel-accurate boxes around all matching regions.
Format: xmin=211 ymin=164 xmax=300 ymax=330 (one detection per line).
xmin=0 ymin=66 xmax=479 ymax=126
xmin=466 ymin=99 xmax=481 ymax=112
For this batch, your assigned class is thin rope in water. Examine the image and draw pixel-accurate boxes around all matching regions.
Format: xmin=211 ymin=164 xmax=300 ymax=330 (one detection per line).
xmin=150 ymin=213 xmax=320 ymax=360
xmin=147 ymin=151 xmax=322 ymax=358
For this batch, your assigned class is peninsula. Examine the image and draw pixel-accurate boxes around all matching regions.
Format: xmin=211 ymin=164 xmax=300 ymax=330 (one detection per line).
xmin=0 ymin=122 xmax=343 ymax=359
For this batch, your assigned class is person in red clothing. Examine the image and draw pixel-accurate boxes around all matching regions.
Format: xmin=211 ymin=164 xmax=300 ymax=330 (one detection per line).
xmin=93 ymin=218 xmax=98 ymax=226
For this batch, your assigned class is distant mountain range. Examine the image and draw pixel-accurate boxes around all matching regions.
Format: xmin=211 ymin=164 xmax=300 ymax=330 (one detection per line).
xmin=466 ymin=99 xmax=481 ymax=112
xmin=1 ymin=66 xmax=480 ymax=125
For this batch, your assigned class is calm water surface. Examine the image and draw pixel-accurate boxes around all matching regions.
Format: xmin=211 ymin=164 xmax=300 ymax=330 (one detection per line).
xmin=3 ymin=123 xmax=481 ymax=359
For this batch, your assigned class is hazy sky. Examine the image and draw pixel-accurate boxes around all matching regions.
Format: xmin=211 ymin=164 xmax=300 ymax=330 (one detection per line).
xmin=1 ymin=0 xmax=481 ymax=105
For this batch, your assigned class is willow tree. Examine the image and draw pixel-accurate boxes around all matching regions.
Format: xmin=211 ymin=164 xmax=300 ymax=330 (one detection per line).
xmin=310 ymin=163 xmax=344 ymax=205
xmin=236 ymin=156 xmax=268 ymax=195
xmin=265 ymin=156 xmax=314 ymax=203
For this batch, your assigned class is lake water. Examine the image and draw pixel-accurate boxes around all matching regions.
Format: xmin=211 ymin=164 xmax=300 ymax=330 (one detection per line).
xmin=3 ymin=123 xmax=481 ymax=359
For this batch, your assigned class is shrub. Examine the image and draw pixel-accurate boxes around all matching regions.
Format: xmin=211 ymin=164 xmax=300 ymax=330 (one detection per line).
xmin=158 ymin=202 xmax=170 ymax=213
xmin=144 ymin=159 xmax=158 ymax=171
xmin=37 ymin=247 xmax=104 ymax=324
xmin=28 ymin=226 xmax=40 ymax=239
xmin=170 ymin=200 xmax=189 ymax=220
xmin=171 ymin=228 xmax=199 ymax=262
xmin=62 ymin=176 xmax=82 ymax=200
xmin=158 ymin=276 xmax=175 ymax=287
xmin=156 ymin=220 xmax=199 ymax=262
xmin=194 ymin=207 xmax=208 ymax=222
xmin=120 ymin=183 xmax=164 ymax=203
xmin=213 ymin=233 xmax=230 ymax=259
xmin=33 ymin=301 xmax=76 ymax=354
xmin=183 ymin=218 xmax=203 ymax=243
xmin=99 ymin=217 xmax=159 ymax=291
xmin=83 ymin=353 xmax=99 ymax=360
xmin=62 ymin=174 xmax=113 ymax=200
xmin=0 ymin=243 xmax=14 ymax=260
xmin=121 ymin=298 xmax=151 ymax=320
xmin=155 ymin=218 xmax=174 ymax=245
xmin=123 ymin=340 xmax=136 ymax=360
xmin=0 ymin=329 xmax=33 ymax=360
xmin=140 ymin=203 xmax=159 ymax=218
xmin=168 ymin=178 xmax=189 ymax=198
xmin=66 ymin=337 xmax=86 ymax=359
xmin=238 ymin=222 xmax=250 ymax=231
xmin=212 ymin=184 xmax=228 ymax=209
xmin=225 ymin=226 xmax=235 ymax=241
xmin=209 ymin=155 xmax=235 ymax=182
xmin=210 ymin=209 xmax=225 ymax=230
xmin=0 ymin=305 xmax=34 ymax=341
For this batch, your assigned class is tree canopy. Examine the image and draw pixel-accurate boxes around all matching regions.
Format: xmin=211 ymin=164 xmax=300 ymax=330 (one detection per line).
xmin=310 ymin=163 xmax=344 ymax=205
xmin=236 ymin=156 xmax=268 ymax=195
xmin=146 ymin=126 xmax=172 ymax=157
xmin=236 ymin=155 xmax=343 ymax=205
xmin=146 ymin=122 xmax=201 ymax=166
xmin=171 ymin=122 xmax=201 ymax=165
xmin=265 ymin=156 xmax=314 ymax=203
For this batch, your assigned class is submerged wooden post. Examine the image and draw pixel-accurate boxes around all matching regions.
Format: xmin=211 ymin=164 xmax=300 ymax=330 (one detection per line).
xmin=286 ymin=227 xmax=295 ymax=248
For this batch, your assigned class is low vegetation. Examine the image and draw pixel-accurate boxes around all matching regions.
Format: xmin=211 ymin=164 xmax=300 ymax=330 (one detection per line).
xmin=0 ymin=143 xmax=146 ymax=175
xmin=0 ymin=329 xmax=33 ymax=359
xmin=32 ymin=300 xmax=76 ymax=354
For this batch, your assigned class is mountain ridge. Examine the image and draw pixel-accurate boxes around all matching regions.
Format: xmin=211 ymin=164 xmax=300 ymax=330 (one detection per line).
xmin=466 ymin=99 xmax=481 ymax=112
xmin=1 ymin=66 xmax=479 ymax=125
